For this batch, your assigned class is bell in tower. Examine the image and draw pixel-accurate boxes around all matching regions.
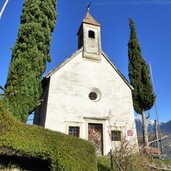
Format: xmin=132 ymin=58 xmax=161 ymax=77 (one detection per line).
xmin=77 ymin=6 xmax=102 ymax=61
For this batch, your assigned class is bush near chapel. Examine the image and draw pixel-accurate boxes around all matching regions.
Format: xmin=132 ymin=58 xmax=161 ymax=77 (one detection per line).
xmin=0 ymin=100 xmax=97 ymax=171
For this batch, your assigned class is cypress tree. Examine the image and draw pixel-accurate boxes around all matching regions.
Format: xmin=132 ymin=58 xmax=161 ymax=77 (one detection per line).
xmin=128 ymin=18 xmax=155 ymax=146
xmin=5 ymin=0 xmax=57 ymax=122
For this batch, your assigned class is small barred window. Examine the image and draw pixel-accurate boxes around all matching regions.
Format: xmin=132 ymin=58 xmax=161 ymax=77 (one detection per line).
xmin=69 ymin=126 xmax=80 ymax=137
xmin=111 ymin=130 xmax=121 ymax=141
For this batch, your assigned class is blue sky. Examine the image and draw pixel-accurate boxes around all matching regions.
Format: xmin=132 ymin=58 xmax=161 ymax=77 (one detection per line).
xmin=0 ymin=0 xmax=171 ymax=122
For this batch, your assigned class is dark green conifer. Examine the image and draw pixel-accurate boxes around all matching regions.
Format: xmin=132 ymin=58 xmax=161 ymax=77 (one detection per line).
xmin=5 ymin=0 xmax=57 ymax=122
xmin=128 ymin=18 xmax=155 ymax=146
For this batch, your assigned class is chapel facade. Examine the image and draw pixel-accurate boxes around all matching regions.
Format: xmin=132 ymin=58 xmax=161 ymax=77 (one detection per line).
xmin=34 ymin=9 xmax=138 ymax=155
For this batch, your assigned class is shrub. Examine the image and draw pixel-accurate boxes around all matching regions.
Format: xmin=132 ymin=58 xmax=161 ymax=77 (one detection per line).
xmin=97 ymin=154 xmax=153 ymax=171
xmin=111 ymin=135 xmax=151 ymax=171
xmin=0 ymin=100 xmax=97 ymax=171
xmin=97 ymin=156 xmax=112 ymax=171
xmin=97 ymin=136 xmax=152 ymax=171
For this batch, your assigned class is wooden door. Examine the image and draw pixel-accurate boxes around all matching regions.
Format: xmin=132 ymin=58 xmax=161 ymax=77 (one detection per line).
xmin=88 ymin=123 xmax=103 ymax=155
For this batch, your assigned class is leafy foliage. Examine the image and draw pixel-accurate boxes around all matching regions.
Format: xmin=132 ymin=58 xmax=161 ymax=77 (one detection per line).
xmin=0 ymin=100 xmax=97 ymax=171
xmin=5 ymin=0 xmax=57 ymax=122
xmin=97 ymin=154 xmax=152 ymax=171
xmin=128 ymin=18 xmax=155 ymax=114
xmin=97 ymin=156 xmax=112 ymax=171
xmin=97 ymin=136 xmax=171 ymax=171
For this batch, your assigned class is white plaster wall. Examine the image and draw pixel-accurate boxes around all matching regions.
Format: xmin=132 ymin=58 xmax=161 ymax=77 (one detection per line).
xmin=83 ymin=23 xmax=102 ymax=61
xmin=83 ymin=23 xmax=101 ymax=55
xmin=45 ymin=51 xmax=138 ymax=155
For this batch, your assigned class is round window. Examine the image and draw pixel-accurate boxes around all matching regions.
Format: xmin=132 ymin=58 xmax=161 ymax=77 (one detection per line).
xmin=88 ymin=88 xmax=102 ymax=102
xmin=89 ymin=92 xmax=97 ymax=100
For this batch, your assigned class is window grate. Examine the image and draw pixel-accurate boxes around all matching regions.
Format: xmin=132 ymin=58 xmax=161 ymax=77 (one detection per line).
xmin=69 ymin=126 xmax=80 ymax=137
xmin=111 ymin=130 xmax=121 ymax=141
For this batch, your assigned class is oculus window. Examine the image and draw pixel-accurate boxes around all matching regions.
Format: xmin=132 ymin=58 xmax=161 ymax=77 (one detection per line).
xmin=88 ymin=88 xmax=102 ymax=102
xmin=89 ymin=92 xmax=97 ymax=100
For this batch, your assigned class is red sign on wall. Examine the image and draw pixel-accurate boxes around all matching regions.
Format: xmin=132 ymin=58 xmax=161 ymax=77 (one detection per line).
xmin=127 ymin=130 xmax=133 ymax=136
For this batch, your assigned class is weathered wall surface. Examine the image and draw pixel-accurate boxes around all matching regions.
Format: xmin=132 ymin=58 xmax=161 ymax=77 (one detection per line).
xmin=43 ymin=51 xmax=138 ymax=155
xmin=83 ymin=23 xmax=102 ymax=61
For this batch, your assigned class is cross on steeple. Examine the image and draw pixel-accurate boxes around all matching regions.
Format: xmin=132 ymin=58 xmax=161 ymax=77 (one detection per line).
xmin=87 ymin=2 xmax=91 ymax=13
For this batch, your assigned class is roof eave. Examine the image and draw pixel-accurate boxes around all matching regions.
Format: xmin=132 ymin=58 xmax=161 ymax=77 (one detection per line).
xmin=101 ymin=51 xmax=134 ymax=91
xmin=44 ymin=48 xmax=83 ymax=79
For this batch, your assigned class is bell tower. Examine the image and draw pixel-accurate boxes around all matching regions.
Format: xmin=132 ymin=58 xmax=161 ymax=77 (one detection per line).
xmin=77 ymin=6 xmax=102 ymax=61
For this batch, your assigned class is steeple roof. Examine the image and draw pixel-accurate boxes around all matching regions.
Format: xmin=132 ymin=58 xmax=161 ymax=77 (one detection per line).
xmin=83 ymin=11 xmax=101 ymax=27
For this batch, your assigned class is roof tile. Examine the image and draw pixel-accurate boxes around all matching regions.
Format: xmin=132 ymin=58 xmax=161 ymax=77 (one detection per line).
xmin=83 ymin=12 xmax=101 ymax=26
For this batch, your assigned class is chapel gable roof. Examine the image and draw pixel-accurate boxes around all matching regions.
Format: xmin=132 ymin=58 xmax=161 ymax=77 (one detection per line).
xmin=45 ymin=48 xmax=82 ymax=78
xmin=83 ymin=11 xmax=101 ymax=27
xmin=43 ymin=49 xmax=133 ymax=90
xmin=101 ymin=51 xmax=133 ymax=90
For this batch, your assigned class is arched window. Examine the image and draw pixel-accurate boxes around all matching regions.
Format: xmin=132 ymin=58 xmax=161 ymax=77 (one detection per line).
xmin=88 ymin=30 xmax=95 ymax=39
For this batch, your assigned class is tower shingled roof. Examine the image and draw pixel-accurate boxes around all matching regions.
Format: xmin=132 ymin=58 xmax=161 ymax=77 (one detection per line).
xmin=83 ymin=11 xmax=101 ymax=27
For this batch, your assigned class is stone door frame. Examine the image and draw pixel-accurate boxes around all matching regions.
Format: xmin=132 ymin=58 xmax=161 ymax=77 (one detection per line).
xmin=84 ymin=117 xmax=107 ymax=155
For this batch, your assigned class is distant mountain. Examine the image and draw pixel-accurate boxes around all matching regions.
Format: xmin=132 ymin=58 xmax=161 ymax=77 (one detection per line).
xmin=135 ymin=118 xmax=143 ymax=136
xmin=135 ymin=116 xmax=156 ymax=136
xmin=160 ymin=120 xmax=171 ymax=134
xmin=135 ymin=117 xmax=171 ymax=159
xmin=135 ymin=117 xmax=171 ymax=136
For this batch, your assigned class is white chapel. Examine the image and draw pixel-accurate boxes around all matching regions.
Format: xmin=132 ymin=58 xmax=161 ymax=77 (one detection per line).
xmin=34 ymin=9 xmax=138 ymax=155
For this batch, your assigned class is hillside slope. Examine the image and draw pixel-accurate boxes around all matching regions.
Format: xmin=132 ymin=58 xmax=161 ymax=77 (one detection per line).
xmin=0 ymin=100 xmax=97 ymax=171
